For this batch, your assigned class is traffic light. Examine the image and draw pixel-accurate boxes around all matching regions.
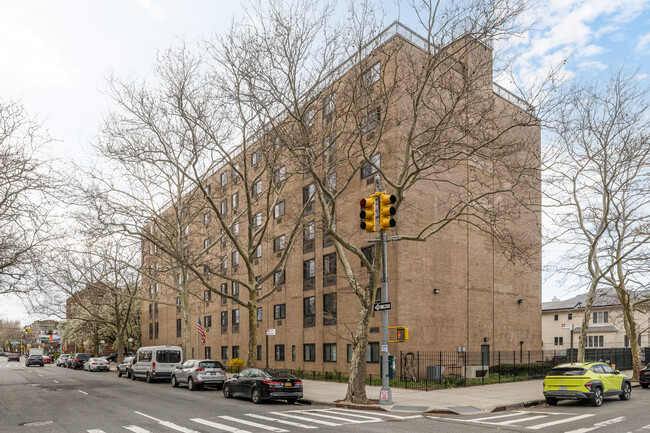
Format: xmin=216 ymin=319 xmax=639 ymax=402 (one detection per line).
xmin=360 ymin=196 xmax=376 ymax=232
xmin=379 ymin=193 xmax=397 ymax=230
xmin=388 ymin=326 xmax=409 ymax=343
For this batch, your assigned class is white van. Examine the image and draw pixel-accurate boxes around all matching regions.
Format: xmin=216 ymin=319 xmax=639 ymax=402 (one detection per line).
xmin=131 ymin=345 xmax=183 ymax=383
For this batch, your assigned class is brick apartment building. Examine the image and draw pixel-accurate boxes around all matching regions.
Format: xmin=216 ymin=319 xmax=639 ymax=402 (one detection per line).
xmin=140 ymin=22 xmax=542 ymax=374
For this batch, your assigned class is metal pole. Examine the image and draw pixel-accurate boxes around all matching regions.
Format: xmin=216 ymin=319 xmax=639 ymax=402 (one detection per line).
xmin=197 ymin=306 xmax=200 ymax=359
xmin=266 ymin=334 xmax=269 ymax=368
xmin=377 ymin=175 xmax=392 ymax=406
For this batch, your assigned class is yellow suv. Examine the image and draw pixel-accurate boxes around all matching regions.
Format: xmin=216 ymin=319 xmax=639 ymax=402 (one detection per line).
xmin=543 ymin=362 xmax=631 ymax=407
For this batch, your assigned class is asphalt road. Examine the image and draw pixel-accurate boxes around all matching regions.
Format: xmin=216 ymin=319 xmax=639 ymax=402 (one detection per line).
xmin=2 ymin=356 xmax=650 ymax=433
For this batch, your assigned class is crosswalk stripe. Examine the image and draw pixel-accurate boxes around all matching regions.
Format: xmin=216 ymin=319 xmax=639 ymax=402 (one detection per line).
xmin=468 ymin=412 xmax=526 ymax=422
xmin=268 ymin=412 xmax=340 ymax=426
xmin=158 ymin=421 xmax=201 ymax=433
xmin=191 ymin=418 xmax=252 ymax=432
xmin=87 ymin=430 xmax=105 ymax=433
xmin=332 ymin=409 xmax=410 ymax=419
xmin=563 ymin=416 xmax=626 ymax=433
xmin=218 ymin=415 xmax=289 ymax=432
xmin=294 ymin=411 xmax=376 ymax=423
xmin=245 ymin=413 xmax=319 ymax=429
xmin=492 ymin=415 xmax=548 ymax=426
xmin=123 ymin=427 xmax=151 ymax=433
xmin=310 ymin=409 xmax=387 ymax=421
xmin=527 ymin=414 xmax=595 ymax=430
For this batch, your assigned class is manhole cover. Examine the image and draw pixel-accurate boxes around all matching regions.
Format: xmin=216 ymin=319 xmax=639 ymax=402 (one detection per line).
xmin=20 ymin=421 xmax=53 ymax=427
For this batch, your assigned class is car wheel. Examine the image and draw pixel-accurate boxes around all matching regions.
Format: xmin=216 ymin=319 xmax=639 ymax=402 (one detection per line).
xmin=287 ymin=398 xmax=298 ymax=405
xmin=131 ymin=371 xmax=137 ymax=380
xmin=188 ymin=377 xmax=196 ymax=391
xmin=251 ymin=387 xmax=262 ymax=404
xmin=619 ymin=382 xmax=631 ymax=401
xmin=118 ymin=370 xmax=123 ymax=377
xmin=146 ymin=373 xmax=153 ymax=383
xmin=545 ymin=397 xmax=558 ymax=406
xmin=590 ymin=387 xmax=603 ymax=407
xmin=223 ymin=384 xmax=232 ymax=398
xmin=641 ymin=383 xmax=649 ymax=389
xmin=171 ymin=375 xmax=179 ymax=388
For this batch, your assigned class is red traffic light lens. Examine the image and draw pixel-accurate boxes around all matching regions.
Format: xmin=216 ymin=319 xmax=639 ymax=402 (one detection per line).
xmin=360 ymin=198 xmax=366 ymax=207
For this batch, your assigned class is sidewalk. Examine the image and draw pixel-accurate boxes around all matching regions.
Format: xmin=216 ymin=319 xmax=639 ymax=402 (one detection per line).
xmin=300 ymin=370 xmax=636 ymax=414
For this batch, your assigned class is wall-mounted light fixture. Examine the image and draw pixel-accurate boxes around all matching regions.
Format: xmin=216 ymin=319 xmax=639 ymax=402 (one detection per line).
xmin=518 ymin=299 xmax=525 ymax=304
xmin=433 ymin=288 xmax=440 ymax=295
xmin=483 ymin=337 xmax=489 ymax=342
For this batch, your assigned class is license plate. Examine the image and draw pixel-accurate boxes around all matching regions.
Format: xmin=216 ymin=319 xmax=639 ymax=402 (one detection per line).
xmin=559 ymin=386 xmax=567 ymax=391
xmin=285 ymin=383 xmax=292 ymax=387
xmin=207 ymin=372 xmax=215 ymax=375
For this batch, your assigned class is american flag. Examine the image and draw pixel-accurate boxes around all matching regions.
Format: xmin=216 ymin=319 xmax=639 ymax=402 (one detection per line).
xmin=197 ymin=317 xmax=206 ymax=346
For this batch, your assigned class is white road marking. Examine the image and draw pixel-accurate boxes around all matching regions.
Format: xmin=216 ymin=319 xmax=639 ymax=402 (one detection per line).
xmin=315 ymin=409 xmax=409 ymax=421
xmin=564 ymin=416 xmax=626 ymax=433
xmin=468 ymin=412 xmax=527 ymax=422
xmin=527 ymin=414 xmax=595 ymax=430
xmin=245 ymin=413 xmax=319 ymax=429
xmin=123 ymin=427 xmax=151 ymax=433
xmin=218 ymin=416 xmax=289 ymax=432
xmin=293 ymin=410 xmax=376 ymax=424
xmin=158 ymin=421 xmax=200 ymax=433
xmin=78 ymin=390 xmax=88 ymax=395
xmin=38 ymin=374 xmax=44 ymax=377
xmin=339 ymin=409 xmax=417 ymax=419
xmin=191 ymin=418 xmax=251 ymax=432
xmin=53 ymin=380 xmax=59 ymax=383
xmin=493 ymin=415 xmax=548 ymax=426
xmin=268 ymin=412 xmax=340 ymax=426
xmin=87 ymin=430 xmax=105 ymax=433
xmin=134 ymin=412 xmax=160 ymax=422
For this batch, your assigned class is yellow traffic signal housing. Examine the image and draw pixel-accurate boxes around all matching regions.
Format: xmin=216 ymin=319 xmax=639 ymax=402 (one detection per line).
xmin=388 ymin=326 xmax=409 ymax=343
xmin=360 ymin=196 xmax=376 ymax=232
xmin=379 ymin=193 xmax=397 ymax=230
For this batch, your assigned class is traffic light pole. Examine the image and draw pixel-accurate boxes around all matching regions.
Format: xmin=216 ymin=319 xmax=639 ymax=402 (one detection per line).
xmin=376 ymin=175 xmax=392 ymax=406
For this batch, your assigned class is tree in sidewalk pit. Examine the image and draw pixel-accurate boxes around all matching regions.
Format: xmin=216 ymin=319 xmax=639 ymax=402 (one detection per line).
xmin=28 ymin=234 xmax=142 ymax=362
xmin=0 ymin=99 xmax=57 ymax=296
xmin=0 ymin=319 xmax=24 ymax=352
xmin=230 ymin=0 xmax=549 ymax=403
xmin=89 ymin=42 xmax=311 ymax=366
xmin=545 ymin=69 xmax=650 ymax=380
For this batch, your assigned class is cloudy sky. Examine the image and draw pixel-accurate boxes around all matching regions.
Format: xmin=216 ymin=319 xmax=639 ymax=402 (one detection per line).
xmin=1 ymin=0 xmax=650 ymax=324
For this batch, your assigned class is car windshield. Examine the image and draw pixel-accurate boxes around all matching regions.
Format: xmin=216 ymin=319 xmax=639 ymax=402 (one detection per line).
xmin=264 ymin=369 xmax=296 ymax=379
xmin=547 ymin=367 xmax=587 ymax=376
xmin=156 ymin=350 xmax=181 ymax=363
xmin=123 ymin=357 xmax=134 ymax=363
xmin=77 ymin=354 xmax=90 ymax=360
xmin=199 ymin=361 xmax=222 ymax=369
xmin=30 ymin=355 xmax=43 ymax=359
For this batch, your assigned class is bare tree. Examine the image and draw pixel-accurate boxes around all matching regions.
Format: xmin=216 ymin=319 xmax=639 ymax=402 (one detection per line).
xmin=226 ymin=0 xmax=545 ymax=403
xmin=0 ymin=319 xmax=25 ymax=353
xmin=545 ymin=69 xmax=650 ymax=378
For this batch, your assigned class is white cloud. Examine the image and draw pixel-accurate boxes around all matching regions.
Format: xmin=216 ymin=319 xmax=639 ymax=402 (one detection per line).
xmin=138 ymin=0 xmax=168 ymax=22
xmin=581 ymin=44 xmax=606 ymax=57
xmin=578 ymin=60 xmax=608 ymax=71
xmin=637 ymin=32 xmax=650 ymax=53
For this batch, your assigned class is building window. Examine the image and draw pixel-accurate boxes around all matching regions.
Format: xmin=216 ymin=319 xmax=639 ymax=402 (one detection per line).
xmin=257 ymin=345 xmax=262 ymax=361
xmin=624 ymin=335 xmax=642 ymax=347
xmin=274 ymin=270 xmax=285 ymax=286
xmin=568 ymin=313 xmax=572 ymax=320
xmin=361 ymin=61 xmax=380 ymax=87
xmin=176 ymin=297 xmax=181 ymax=314
xmin=252 ymin=212 xmax=262 ymax=228
xmin=154 ymin=303 xmax=158 ymax=319
xmin=303 ymin=221 xmax=315 ymax=253
xmin=323 ymin=92 xmax=335 ymax=118
xmin=303 ymin=258 xmax=315 ymax=290
xmin=255 ymin=275 xmax=262 ymax=291
xmin=220 ymin=171 xmax=228 ymax=187
xmin=251 ymin=149 xmax=262 ymax=166
xmin=587 ymin=335 xmax=604 ymax=348
xmin=220 ymin=199 xmax=227 ymax=215
xmin=304 ymin=344 xmax=316 ymax=362
xmin=254 ymin=244 xmax=262 ymax=259
xmin=176 ymin=318 xmax=181 ymax=338
xmin=257 ymin=307 xmax=263 ymax=322
xmin=323 ymin=252 xmax=337 ymax=286
xmin=204 ymin=211 xmax=211 ymax=225
xmin=232 ymin=163 xmax=240 ymax=181
xmin=232 ymin=309 xmax=239 ymax=332
xmin=273 ymin=235 xmax=286 ymax=252
xmin=221 ymin=311 xmax=228 ymax=333
xmin=204 ymin=238 xmax=211 ymax=249
xmin=274 ymin=201 xmax=285 ymax=219
xmin=593 ymin=311 xmax=608 ymax=324
xmin=303 ymin=108 xmax=314 ymax=127
xmin=554 ymin=314 xmax=558 ymax=321
xmin=232 ymin=251 xmax=239 ymax=267
xmin=232 ymin=281 xmax=239 ymax=297
xmin=204 ymin=315 xmax=212 ymax=328
xmin=204 ymin=290 xmax=211 ymax=302
xmin=361 ymin=107 xmax=381 ymax=133
xmin=324 ymin=343 xmax=337 ymax=362
xmin=149 ymin=304 xmax=153 ymax=319
xmin=304 ymin=296 xmax=316 ymax=328
xmin=232 ymin=191 xmax=239 ymax=209
xmin=274 ymin=166 xmax=286 ymax=184
xmin=233 ymin=221 xmax=239 ymax=236
xmin=148 ymin=285 xmax=153 ymax=298
xmin=221 ymin=346 xmax=228 ymax=359
xmin=322 ymin=216 xmax=334 ymax=248
xmin=554 ymin=336 xmax=563 ymax=346
xmin=275 ymin=345 xmax=285 ymax=361
xmin=221 ymin=256 xmax=228 ymax=271
xmin=303 ymin=183 xmax=315 ymax=214
xmin=366 ymin=342 xmax=380 ymax=363
xmin=274 ymin=303 xmax=286 ymax=320
xmin=149 ymin=323 xmax=153 ymax=339
xmin=232 ymin=346 xmax=239 ymax=359
xmin=220 ymin=283 xmax=228 ymax=305
xmin=361 ymin=153 xmax=380 ymax=179
xmin=323 ymin=293 xmax=337 ymax=325
xmin=154 ymin=322 xmax=159 ymax=339
xmin=205 ymin=346 xmax=211 ymax=359
xmin=252 ymin=180 xmax=262 ymax=197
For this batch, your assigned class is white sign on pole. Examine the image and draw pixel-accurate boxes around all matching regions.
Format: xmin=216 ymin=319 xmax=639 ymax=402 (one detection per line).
xmin=266 ymin=329 xmax=276 ymax=336
xmin=561 ymin=324 xmax=574 ymax=330
xmin=381 ymin=344 xmax=388 ymax=353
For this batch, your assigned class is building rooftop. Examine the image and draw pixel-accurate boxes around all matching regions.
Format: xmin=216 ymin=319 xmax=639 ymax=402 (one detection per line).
xmin=542 ymin=289 xmax=650 ymax=312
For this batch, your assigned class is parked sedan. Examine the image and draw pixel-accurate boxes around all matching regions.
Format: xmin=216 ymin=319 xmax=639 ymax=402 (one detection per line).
xmin=223 ymin=368 xmax=303 ymax=404
xmin=171 ymin=359 xmax=226 ymax=391
xmin=84 ymin=357 xmax=110 ymax=372
xmin=25 ymin=355 xmax=44 ymax=367
xmin=640 ymin=364 xmax=650 ymax=389
xmin=43 ymin=355 xmax=52 ymax=364
xmin=117 ymin=356 xmax=135 ymax=378
xmin=57 ymin=354 xmax=72 ymax=366
xmin=7 ymin=354 xmax=20 ymax=362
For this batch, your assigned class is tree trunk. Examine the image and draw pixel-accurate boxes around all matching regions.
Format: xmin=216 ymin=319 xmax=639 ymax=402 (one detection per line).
xmin=182 ymin=287 xmax=192 ymax=360
xmin=577 ymin=281 xmax=598 ymax=362
xmin=246 ymin=289 xmax=258 ymax=367
xmin=344 ymin=301 xmax=373 ymax=403
xmin=621 ymin=304 xmax=642 ymax=381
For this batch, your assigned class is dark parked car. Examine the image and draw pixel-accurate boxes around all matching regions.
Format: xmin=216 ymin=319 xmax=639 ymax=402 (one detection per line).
xmin=8 ymin=353 xmax=20 ymax=362
xmin=69 ymin=353 xmax=91 ymax=370
xmin=25 ymin=355 xmax=44 ymax=367
xmin=117 ymin=356 xmax=135 ymax=378
xmin=640 ymin=364 xmax=650 ymax=389
xmin=223 ymin=368 xmax=303 ymax=404
xmin=105 ymin=353 xmax=118 ymax=363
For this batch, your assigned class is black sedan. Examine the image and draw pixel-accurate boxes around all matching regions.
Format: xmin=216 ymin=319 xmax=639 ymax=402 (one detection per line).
xmin=25 ymin=355 xmax=44 ymax=367
xmin=641 ymin=364 xmax=650 ymax=389
xmin=7 ymin=354 xmax=20 ymax=362
xmin=223 ymin=368 xmax=303 ymax=404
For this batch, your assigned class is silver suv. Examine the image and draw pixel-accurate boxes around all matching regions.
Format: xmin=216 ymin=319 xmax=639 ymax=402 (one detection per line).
xmin=171 ymin=359 xmax=226 ymax=391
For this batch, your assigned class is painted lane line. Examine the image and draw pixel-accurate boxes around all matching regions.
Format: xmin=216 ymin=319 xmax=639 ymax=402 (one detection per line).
xmin=87 ymin=430 xmax=105 ymax=433
xmin=123 ymin=427 xmax=151 ymax=433
xmin=294 ymin=411 xmax=376 ymax=424
xmin=78 ymin=390 xmax=88 ymax=395
xmin=527 ymin=414 xmax=595 ymax=430
xmin=191 ymin=418 xmax=251 ymax=432
xmin=492 ymin=415 xmax=548 ymax=426
xmin=38 ymin=374 xmax=44 ymax=377
xmin=134 ymin=411 xmax=199 ymax=433
xmin=218 ymin=416 xmax=289 ymax=432
xmin=134 ymin=412 xmax=161 ymax=422
xmin=268 ymin=412 xmax=340 ymax=426
xmin=244 ymin=413 xmax=319 ymax=429
xmin=563 ymin=416 xmax=626 ymax=433
xmin=53 ymin=380 xmax=59 ymax=383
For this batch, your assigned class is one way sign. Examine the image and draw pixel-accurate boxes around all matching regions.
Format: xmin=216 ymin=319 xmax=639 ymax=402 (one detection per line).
xmin=373 ymin=302 xmax=392 ymax=312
